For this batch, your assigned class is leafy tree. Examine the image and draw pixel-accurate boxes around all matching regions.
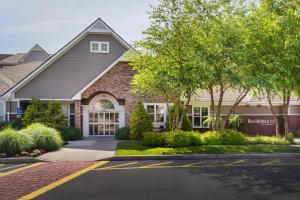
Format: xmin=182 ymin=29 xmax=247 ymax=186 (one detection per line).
xmin=246 ymin=0 xmax=300 ymax=137
xmin=43 ymin=100 xmax=68 ymax=131
xmin=22 ymin=98 xmax=44 ymax=126
xmin=188 ymin=0 xmax=254 ymax=130
xmin=130 ymin=101 xmax=153 ymax=140
xmin=127 ymin=0 xmax=207 ymax=129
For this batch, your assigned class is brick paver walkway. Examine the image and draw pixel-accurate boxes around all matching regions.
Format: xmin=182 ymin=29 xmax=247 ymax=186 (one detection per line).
xmin=0 ymin=161 xmax=96 ymax=200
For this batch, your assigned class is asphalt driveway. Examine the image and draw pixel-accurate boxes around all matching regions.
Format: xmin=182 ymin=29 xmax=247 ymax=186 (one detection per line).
xmin=35 ymin=158 xmax=300 ymax=200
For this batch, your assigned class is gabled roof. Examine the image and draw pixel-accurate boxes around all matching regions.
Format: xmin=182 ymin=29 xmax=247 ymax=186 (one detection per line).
xmin=2 ymin=18 xmax=131 ymax=98
xmin=0 ymin=54 xmax=13 ymax=62
xmin=18 ymin=44 xmax=49 ymax=64
xmin=0 ymin=61 xmax=43 ymax=95
xmin=0 ymin=53 xmax=26 ymax=66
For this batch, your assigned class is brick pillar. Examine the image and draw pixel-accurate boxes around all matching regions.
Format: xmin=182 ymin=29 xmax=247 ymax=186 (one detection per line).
xmin=75 ymin=100 xmax=82 ymax=129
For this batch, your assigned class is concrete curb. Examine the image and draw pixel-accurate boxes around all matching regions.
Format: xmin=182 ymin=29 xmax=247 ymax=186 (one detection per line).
xmin=0 ymin=157 xmax=43 ymax=164
xmin=103 ymin=153 xmax=300 ymax=161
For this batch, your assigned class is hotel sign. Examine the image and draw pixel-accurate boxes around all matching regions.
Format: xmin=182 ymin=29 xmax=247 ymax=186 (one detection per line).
xmin=247 ymin=119 xmax=274 ymax=126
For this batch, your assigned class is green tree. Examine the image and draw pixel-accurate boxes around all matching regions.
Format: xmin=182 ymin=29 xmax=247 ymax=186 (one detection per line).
xmin=127 ymin=0 xmax=207 ymax=129
xmin=43 ymin=100 xmax=68 ymax=131
xmin=189 ymin=0 xmax=253 ymax=130
xmin=130 ymin=101 xmax=153 ymax=140
xmin=22 ymin=98 xmax=44 ymax=126
xmin=246 ymin=0 xmax=300 ymax=137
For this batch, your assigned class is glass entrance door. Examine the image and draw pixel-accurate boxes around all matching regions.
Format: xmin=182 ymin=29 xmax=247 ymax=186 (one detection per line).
xmin=89 ymin=111 xmax=119 ymax=136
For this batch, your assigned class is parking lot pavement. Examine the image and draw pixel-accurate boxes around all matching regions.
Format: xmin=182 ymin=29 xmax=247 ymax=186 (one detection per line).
xmin=34 ymin=158 xmax=300 ymax=200
xmin=0 ymin=161 xmax=99 ymax=200
xmin=0 ymin=163 xmax=42 ymax=177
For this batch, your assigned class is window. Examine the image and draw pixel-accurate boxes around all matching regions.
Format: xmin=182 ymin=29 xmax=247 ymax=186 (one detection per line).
xmin=93 ymin=99 xmax=115 ymax=110
xmin=145 ymin=103 xmax=165 ymax=124
xmin=193 ymin=106 xmax=209 ymax=128
xmin=0 ymin=102 xmax=4 ymax=121
xmin=90 ymin=41 xmax=109 ymax=53
xmin=5 ymin=101 xmax=18 ymax=113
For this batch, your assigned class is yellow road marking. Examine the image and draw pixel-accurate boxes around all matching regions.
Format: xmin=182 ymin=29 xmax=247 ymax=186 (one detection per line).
xmin=0 ymin=163 xmax=43 ymax=177
xmin=261 ymin=159 xmax=280 ymax=165
xmin=139 ymin=161 xmax=173 ymax=168
xmin=225 ymin=160 xmax=245 ymax=166
xmin=18 ymin=161 xmax=108 ymax=200
xmin=181 ymin=161 xmax=206 ymax=167
xmin=0 ymin=164 xmax=27 ymax=171
xmin=93 ymin=162 xmax=138 ymax=170
xmin=94 ymin=162 xmax=300 ymax=171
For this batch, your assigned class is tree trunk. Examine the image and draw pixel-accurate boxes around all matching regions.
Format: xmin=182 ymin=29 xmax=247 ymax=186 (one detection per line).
xmin=177 ymin=94 xmax=191 ymax=130
xmin=216 ymin=83 xmax=225 ymax=130
xmin=222 ymin=88 xmax=250 ymax=128
xmin=267 ymin=91 xmax=280 ymax=137
xmin=208 ymin=85 xmax=215 ymax=130
xmin=283 ymin=91 xmax=291 ymax=138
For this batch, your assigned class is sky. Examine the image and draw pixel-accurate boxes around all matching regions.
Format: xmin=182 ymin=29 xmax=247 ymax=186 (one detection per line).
xmin=0 ymin=0 xmax=158 ymax=54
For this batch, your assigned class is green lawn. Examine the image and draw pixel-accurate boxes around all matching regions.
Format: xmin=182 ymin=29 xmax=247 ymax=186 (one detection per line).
xmin=115 ymin=141 xmax=300 ymax=155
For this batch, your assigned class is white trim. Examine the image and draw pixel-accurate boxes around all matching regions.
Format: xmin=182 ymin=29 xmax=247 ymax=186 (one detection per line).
xmin=16 ymin=98 xmax=74 ymax=101
xmin=72 ymin=55 xmax=126 ymax=100
xmin=90 ymin=41 xmax=109 ymax=53
xmin=2 ymin=18 xmax=131 ymax=98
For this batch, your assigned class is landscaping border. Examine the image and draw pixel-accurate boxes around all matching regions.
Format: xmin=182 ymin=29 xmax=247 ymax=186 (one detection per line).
xmin=104 ymin=153 xmax=300 ymax=161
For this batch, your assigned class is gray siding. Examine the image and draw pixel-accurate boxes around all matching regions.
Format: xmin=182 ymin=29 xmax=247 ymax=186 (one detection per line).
xmin=23 ymin=51 xmax=49 ymax=63
xmin=15 ymin=34 xmax=127 ymax=99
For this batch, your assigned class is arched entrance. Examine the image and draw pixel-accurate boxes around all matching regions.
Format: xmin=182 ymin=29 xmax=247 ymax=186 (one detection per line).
xmin=83 ymin=93 xmax=124 ymax=136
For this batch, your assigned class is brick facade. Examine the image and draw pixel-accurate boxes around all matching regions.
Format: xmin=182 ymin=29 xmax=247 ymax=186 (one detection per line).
xmin=82 ymin=62 xmax=138 ymax=125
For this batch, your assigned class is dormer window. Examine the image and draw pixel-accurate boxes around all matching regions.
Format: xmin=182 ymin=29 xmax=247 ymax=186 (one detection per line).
xmin=90 ymin=41 xmax=109 ymax=53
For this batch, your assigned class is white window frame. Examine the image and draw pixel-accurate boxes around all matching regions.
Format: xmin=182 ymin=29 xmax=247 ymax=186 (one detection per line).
xmin=144 ymin=103 xmax=168 ymax=126
xmin=90 ymin=41 xmax=110 ymax=53
xmin=192 ymin=104 xmax=210 ymax=128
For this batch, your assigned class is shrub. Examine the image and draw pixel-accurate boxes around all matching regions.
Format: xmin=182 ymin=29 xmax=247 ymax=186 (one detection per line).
xmin=130 ymin=101 xmax=153 ymax=140
xmin=201 ymin=129 xmax=246 ymax=145
xmin=22 ymin=123 xmax=63 ymax=151
xmin=115 ymin=127 xmax=130 ymax=140
xmin=219 ymin=129 xmax=246 ymax=145
xmin=43 ymin=100 xmax=68 ymax=131
xmin=165 ymin=103 xmax=192 ymax=131
xmin=61 ymin=127 xmax=82 ymax=141
xmin=143 ymin=132 xmax=166 ymax=147
xmin=165 ymin=131 xmax=201 ymax=147
xmin=293 ymin=129 xmax=300 ymax=137
xmin=0 ymin=128 xmax=31 ymax=156
xmin=201 ymin=131 xmax=223 ymax=145
xmin=0 ymin=120 xmax=24 ymax=131
xmin=287 ymin=133 xmax=294 ymax=144
xmin=182 ymin=112 xmax=192 ymax=131
xmin=228 ymin=115 xmax=245 ymax=132
xmin=22 ymin=98 xmax=45 ymax=126
xmin=246 ymin=135 xmax=290 ymax=145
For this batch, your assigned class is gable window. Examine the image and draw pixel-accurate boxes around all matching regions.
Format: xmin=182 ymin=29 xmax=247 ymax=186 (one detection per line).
xmin=144 ymin=103 xmax=166 ymax=125
xmin=90 ymin=41 xmax=109 ymax=53
xmin=193 ymin=106 xmax=209 ymax=128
